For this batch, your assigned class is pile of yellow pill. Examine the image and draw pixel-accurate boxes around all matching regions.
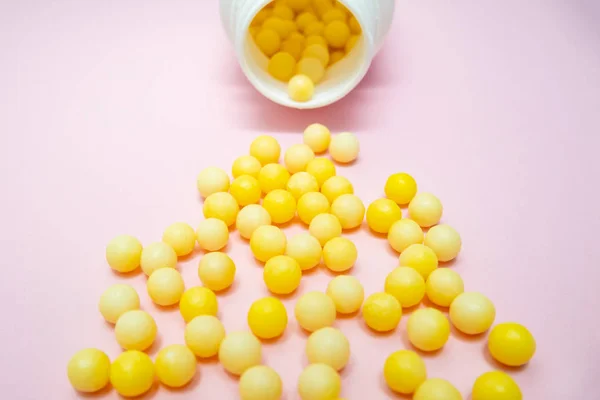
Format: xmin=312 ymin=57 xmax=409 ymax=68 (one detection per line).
xmin=67 ymin=123 xmax=536 ymax=400
xmin=250 ymin=0 xmax=363 ymax=102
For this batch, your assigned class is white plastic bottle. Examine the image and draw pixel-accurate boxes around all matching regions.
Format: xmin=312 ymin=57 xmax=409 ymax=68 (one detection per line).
xmin=220 ymin=0 xmax=395 ymax=109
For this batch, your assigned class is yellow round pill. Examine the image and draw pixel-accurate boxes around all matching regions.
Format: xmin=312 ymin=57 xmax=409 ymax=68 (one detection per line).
xmin=345 ymin=34 xmax=359 ymax=53
xmin=322 ymin=8 xmax=346 ymax=24
xmin=383 ymin=350 xmax=427 ymax=394
xmin=282 ymin=36 xmax=305 ymax=61
xmin=198 ymin=252 xmax=236 ymax=292
xmin=366 ymin=198 xmax=402 ymax=234
xmin=162 ymin=222 xmax=196 ymax=257
xmin=284 ymin=144 xmax=315 ymax=174
xmin=303 ymin=123 xmax=331 ymax=153
xmin=67 ymin=348 xmax=110 ymax=393
xmin=258 ymin=163 xmax=290 ymax=194
xmin=236 ymin=204 xmax=272 ymax=240
xmin=264 ymin=255 xmax=302 ymax=295
xmin=219 ymin=331 xmax=262 ymax=375
xmin=197 ymin=166 xmax=230 ymax=198
xmin=472 ymin=371 xmax=522 ymax=400
xmin=268 ymin=51 xmax=297 ymax=81
xmin=414 ymin=378 xmax=462 ymax=400
xmin=329 ymin=50 xmax=345 ymax=65
xmin=309 ymin=213 xmax=342 ymax=246
xmin=424 ymin=224 xmax=462 ymax=262
xmin=179 ymin=286 xmax=219 ymax=322
xmin=329 ymin=132 xmax=359 ymax=163
xmin=265 ymin=16 xmax=293 ymax=39
xmin=230 ymin=175 xmax=262 ymax=206
xmin=330 ymin=193 xmax=365 ymax=229
xmin=250 ymin=135 xmax=281 ymax=166
xmin=203 ymin=192 xmax=239 ymax=227
xmin=263 ymin=189 xmax=297 ymax=224
xmin=408 ymin=192 xmax=443 ymax=228
xmin=256 ymin=29 xmax=282 ymax=57
xmin=384 ymin=266 xmax=425 ymax=308
xmin=250 ymin=225 xmax=287 ymax=263
xmin=296 ymin=57 xmax=325 ymax=83
xmin=196 ymin=218 xmax=229 ymax=251
xmin=306 ymin=158 xmax=336 ymax=188
xmin=285 ymin=232 xmax=322 ymax=270
xmin=272 ymin=4 xmax=294 ymax=20
xmin=398 ymin=243 xmax=438 ymax=279
xmin=324 ymin=20 xmax=351 ymax=49
xmin=297 ymin=191 xmax=330 ymax=224
xmin=106 ymin=234 xmax=142 ymax=273
xmin=240 ymin=365 xmax=283 ymax=400
xmin=288 ymin=74 xmax=315 ymax=102
xmin=248 ymin=296 xmax=288 ymax=339
xmin=114 ymin=310 xmax=157 ymax=351
xmin=184 ymin=315 xmax=226 ymax=358
xmin=385 ymin=172 xmax=418 ymax=205
xmin=387 ymin=219 xmax=423 ymax=253
xmin=296 ymin=9 xmax=317 ymax=27
xmin=304 ymin=21 xmax=325 ymax=36
xmin=407 ymin=308 xmax=450 ymax=351
xmin=321 ymin=176 xmax=353 ymax=204
xmin=287 ymin=171 xmax=319 ymax=200
xmin=147 ymin=268 xmax=185 ymax=306
xmin=155 ymin=344 xmax=196 ymax=388
xmin=252 ymin=8 xmax=272 ymax=27
xmin=425 ymin=268 xmax=464 ymax=307
xmin=323 ymin=237 xmax=357 ymax=272
xmin=302 ymin=43 xmax=330 ymax=66
xmin=295 ymin=291 xmax=336 ymax=332
xmin=110 ymin=350 xmax=155 ymax=397
xmin=326 ymin=275 xmax=364 ymax=314
xmin=488 ymin=323 xmax=536 ymax=367
xmin=362 ymin=292 xmax=402 ymax=332
xmin=298 ymin=363 xmax=341 ymax=400
xmin=98 ymin=284 xmax=140 ymax=324
xmin=449 ymin=292 xmax=496 ymax=335
xmin=305 ymin=34 xmax=328 ymax=48
xmin=232 ymin=155 xmax=262 ymax=179
xmin=140 ymin=241 xmax=177 ymax=276
xmin=306 ymin=327 xmax=349 ymax=371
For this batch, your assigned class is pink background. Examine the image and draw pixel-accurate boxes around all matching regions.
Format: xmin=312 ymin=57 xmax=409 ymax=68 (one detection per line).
xmin=1 ymin=1 xmax=599 ymax=399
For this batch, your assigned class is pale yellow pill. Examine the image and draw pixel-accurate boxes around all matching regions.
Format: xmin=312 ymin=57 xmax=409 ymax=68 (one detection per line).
xmin=306 ymin=157 xmax=336 ymax=187
xmin=236 ymin=204 xmax=272 ymax=240
xmin=329 ymin=132 xmax=359 ymax=163
xmin=284 ymin=144 xmax=314 ymax=175
xmin=185 ymin=315 xmax=226 ymax=358
xmin=232 ymin=155 xmax=262 ymax=179
xmin=288 ymin=74 xmax=314 ymax=102
xmin=268 ymin=51 xmax=297 ymax=81
xmin=408 ymin=192 xmax=443 ymax=228
xmin=387 ymin=219 xmax=423 ymax=253
xmin=309 ymin=213 xmax=342 ymax=246
xmin=114 ymin=310 xmax=157 ymax=351
xmin=197 ymin=166 xmax=230 ymax=198
xmin=326 ymin=275 xmax=364 ymax=314
xmin=285 ymin=232 xmax=322 ymax=270
xmin=297 ymin=191 xmax=330 ymax=224
xmin=203 ymin=192 xmax=239 ymax=227
xmin=305 ymin=35 xmax=328 ymax=48
xmin=106 ymin=234 xmax=142 ymax=273
xmin=296 ymin=57 xmax=325 ymax=83
xmin=298 ymin=363 xmax=341 ymax=400
xmin=239 ymin=365 xmax=283 ymax=400
xmin=295 ymin=291 xmax=337 ymax=332
xmin=147 ymin=268 xmax=185 ymax=306
xmin=219 ymin=331 xmax=262 ymax=375
xmin=398 ymin=243 xmax=438 ymax=280
xmin=258 ymin=163 xmax=290 ymax=194
xmin=324 ymin=20 xmax=351 ymax=49
xmin=155 ymin=344 xmax=197 ymax=388
xmin=303 ymin=123 xmax=331 ymax=153
xmin=196 ymin=218 xmax=229 ymax=251
xmin=67 ymin=348 xmax=111 ymax=393
xmin=250 ymin=225 xmax=287 ymax=263
xmin=198 ymin=252 xmax=236 ymax=292
xmin=414 ymin=378 xmax=463 ymax=400
xmin=98 ymin=284 xmax=140 ymax=324
xmin=140 ymin=242 xmax=177 ymax=276
xmin=302 ymin=44 xmax=330 ymax=66
xmin=330 ymin=194 xmax=365 ymax=230
xmin=449 ymin=292 xmax=496 ymax=335
xmin=424 ymin=224 xmax=462 ymax=262
xmin=321 ymin=176 xmax=353 ymax=203
xmin=407 ymin=308 xmax=450 ymax=351
xmin=306 ymin=327 xmax=350 ymax=371
xmin=287 ymin=171 xmax=319 ymax=200
xmin=162 ymin=222 xmax=196 ymax=257
xmin=384 ymin=266 xmax=425 ymax=308
xmin=426 ymin=268 xmax=464 ymax=307
xmin=329 ymin=50 xmax=345 ymax=65
xmin=250 ymin=135 xmax=281 ymax=166
xmin=323 ymin=237 xmax=357 ymax=272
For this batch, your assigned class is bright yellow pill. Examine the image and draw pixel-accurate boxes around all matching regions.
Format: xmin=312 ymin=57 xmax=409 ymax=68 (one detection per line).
xmin=387 ymin=219 xmax=423 ymax=253
xmin=383 ymin=350 xmax=427 ymax=394
xmin=329 ymin=132 xmax=359 ymax=163
xmin=162 ymin=222 xmax=196 ymax=257
xmin=197 ymin=166 xmax=230 ymax=198
xmin=297 ymin=191 xmax=330 ymax=224
xmin=255 ymin=28 xmax=281 ymax=57
xmin=324 ymin=20 xmax=350 ymax=49
xmin=284 ymin=144 xmax=315 ymax=174
xmin=349 ymin=16 xmax=361 ymax=34
xmin=303 ymin=123 xmax=331 ymax=153
xmin=230 ymin=175 xmax=262 ymax=206
xmin=288 ymin=74 xmax=314 ymax=102
xmin=472 ymin=371 xmax=522 ymax=400
xmin=240 ymin=365 xmax=283 ymax=400
xmin=282 ymin=36 xmax=305 ymax=61
xmin=268 ymin=51 xmax=297 ymax=81
xmin=326 ymin=275 xmax=364 ymax=314
xmin=321 ymin=176 xmax=353 ymax=203
xmin=252 ymin=9 xmax=271 ymax=27
xmin=362 ymin=292 xmax=402 ymax=332
xmin=147 ymin=268 xmax=185 ymax=306
xmin=296 ymin=57 xmax=325 ymax=83
xmin=329 ymin=50 xmax=345 ymax=65
xmin=232 ymin=155 xmax=262 ymax=179
xmin=236 ymin=204 xmax=272 ymax=240
xmin=408 ymin=192 xmax=443 ymax=228
xmin=425 ymin=268 xmax=464 ymax=307
xmin=287 ymin=171 xmax=319 ymax=200
xmin=384 ymin=266 xmax=425 ymax=308
xmin=67 ymin=348 xmax=110 ymax=393
xmin=322 ymin=8 xmax=346 ymax=24
xmin=115 ymin=310 xmax=157 ymax=351
xmin=179 ymin=286 xmax=219 ymax=322
xmin=184 ymin=315 xmax=226 ymax=358
xmin=140 ymin=241 xmax=177 ymax=276
xmin=330 ymin=193 xmax=365 ymax=229
xmin=106 ymin=234 xmax=142 ymax=273
xmin=250 ymin=225 xmax=287 ymax=262
xmin=407 ymin=308 xmax=450 ymax=351
xmin=264 ymin=255 xmax=302 ymax=295
xmin=398 ymin=243 xmax=438 ymax=279
xmin=345 ymin=34 xmax=359 ymax=53
xmin=203 ymin=192 xmax=239 ymax=227
xmin=313 ymin=0 xmax=334 ymax=16
xmin=287 ymin=0 xmax=310 ymax=11
xmin=219 ymin=331 xmax=262 ymax=375
xmin=304 ymin=20 xmax=325 ymax=36
xmin=488 ymin=323 xmax=536 ymax=367
xmin=323 ymin=237 xmax=357 ymax=272
xmin=449 ymin=292 xmax=496 ymax=335
xmin=295 ymin=291 xmax=336 ymax=332
xmin=110 ymin=351 xmax=155 ymax=398
xmin=258 ymin=163 xmax=290 ymax=194
xmin=306 ymin=327 xmax=349 ymax=371
xmin=248 ymin=296 xmax=288 ymax=339
xmin=263 ymin=17 xmax=291 ymax=40
xmin=306 ymin=157 xmax=336 ymax=187
xmin=296 ymin=11 xmax=318 ymax=31
xmin=385 ymin=172 xmax=418 ymax=205
xmin=285 ymin=232 xmax=322 ymax=270
xmin=196 ymin=218 xmax=229 ymax=251
xmin=414 ymin=378 xmax=463 ymax=400
xmin=298 ymin=363 xmax=341 ymax=400
xmin=302 ymin=43 xmax=330 ymax=66
xmin=98 ymin=284 xmax=140 ymax=324
xmin=250 ymin=135 xmax=281 ymax=166
xmin=263 ymin=189 xmax=297 ymax=224
xmin=309 ymin=213 xmax=342 ymax=246
xmin=305 ymin=34 xmax=328 ymax=48
xmin=272 ymin=4 xmax=294 ymax=20
xmin=424 ymin=224 xmax=462 ymax=262
xmin=366 ymin=198 xmax=403 ymax=234
xmin=198 ymin=252 xmax=236 ymax=291
xmin=155 ymin=344 xmax=196 ymax=388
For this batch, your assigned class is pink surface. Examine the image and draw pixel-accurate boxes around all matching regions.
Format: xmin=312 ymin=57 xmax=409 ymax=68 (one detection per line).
xmin=1 ymin=1 xmax=600 ymax=399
